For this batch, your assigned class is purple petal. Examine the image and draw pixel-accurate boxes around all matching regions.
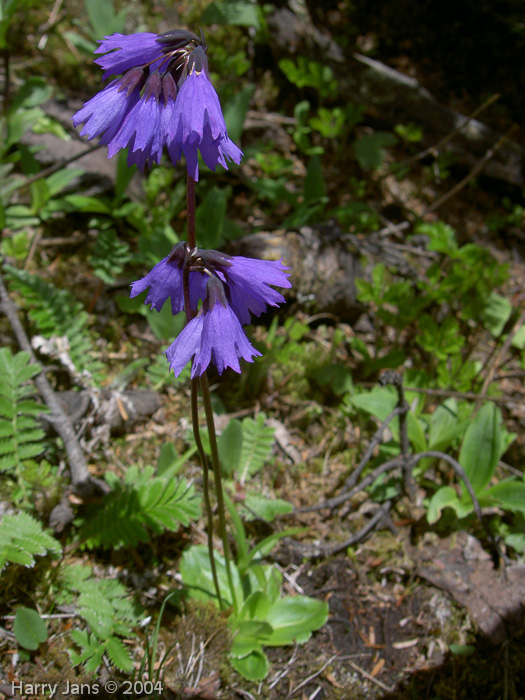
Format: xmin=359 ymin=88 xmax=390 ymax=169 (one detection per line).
xmin=167 ymin=70 xmax=243 ymax=181
xmin=165 ymin=314 xmax=205 ymax=377
xmin=94 ymin=33 xmax=162 ymax=80
xmin=170 ymin=71 xmax=225 ymax=142
xmin=72 ymin=80 xmax=140 ymax=144
xmin=196 ymin=302 xmax=261 ymax=377
xmin=108 ymin=93 xmax=163 ymax=164
xmin=130 ymin=258 xmax=206 ymax=314
xmin=224 ymin=257 xmax=292 ymax=321
xmin=164 ymin=301 xmax=261 ymax=378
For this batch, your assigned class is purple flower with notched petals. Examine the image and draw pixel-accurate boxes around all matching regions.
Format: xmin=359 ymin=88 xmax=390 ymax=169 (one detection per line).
xmin=217 ymin=256 xmax=292 ymax=325
xmin=129 ymin=242 xmax=206 ymax=314
xmin=167 ymin=47 xmax=243 ymax=182
xmin=165 ymin=277 xmax=261 ymax=377
xmin=131 ymin=246 xmax=291 ymax=376
xmin=72 ymin=29 xmax=242 ymax=178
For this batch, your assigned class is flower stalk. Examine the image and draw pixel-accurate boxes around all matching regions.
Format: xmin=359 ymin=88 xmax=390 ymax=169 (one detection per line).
xmin=73 ymin=25 xmax=291 ymax=617
xmin=200 ymin=371 xmax=239 ymax=614
xmin=184 ymin=177 xmax=223 ymax=609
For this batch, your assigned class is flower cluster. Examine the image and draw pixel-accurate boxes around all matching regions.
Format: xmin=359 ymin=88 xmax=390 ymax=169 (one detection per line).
xmin=131 ymin=244 xmax=292 ymax=377
xmin=72 ymin=29 xmax=242 ymax=180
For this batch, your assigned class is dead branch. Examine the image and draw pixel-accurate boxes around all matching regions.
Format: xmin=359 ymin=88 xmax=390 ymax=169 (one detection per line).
xmin=0 ymin=269 xmax=100 ymax=497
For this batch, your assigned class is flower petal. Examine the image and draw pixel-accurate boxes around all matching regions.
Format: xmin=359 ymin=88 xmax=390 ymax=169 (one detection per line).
xmin=167 ymin=70 xmax=243 ymax=180
xmin=95 ymin=33 xmax=162 ymax=80
xmin=164 ymin=301 xmax=261 ymax=378
xmin=130 ymin=258 xmax=206 ymax=315
xmin=72 ymin=80 xmax=140 ymax=144
xmin=224 ymin=257 xmax=292 ymax=322
xmin=165 ymin=313 xmax=204 ymax=377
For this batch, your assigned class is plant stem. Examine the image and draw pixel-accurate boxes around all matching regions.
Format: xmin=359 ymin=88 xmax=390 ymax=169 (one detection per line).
xmin=200 ymin=372 xmax=239 ymax=614
xmin=187 ymin=173 xmax=196 ymax=249
xmin=182 ymin=176 xmax=223 ymax=609
xmin=191 ymin=377 xmax=224 ymax=610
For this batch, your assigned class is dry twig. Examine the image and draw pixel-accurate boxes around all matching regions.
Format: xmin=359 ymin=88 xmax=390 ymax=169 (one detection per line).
xmin=0 ymin=269 xmax=99 ymax=497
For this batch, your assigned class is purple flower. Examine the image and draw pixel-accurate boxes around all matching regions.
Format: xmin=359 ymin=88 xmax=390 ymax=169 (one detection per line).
xmin=72 ymin=29 xmax=242 ymax=178
xmin=217 ymin=256 xmax=292 ymax=325
xmin=130 ymin=246 xmax=291 ymax=321
xmin=167 ymin=48 xmax=243 ymax=182
xmin=130 ymin=245 xmax=292 ymax=377
xmin=165 ymin=277 xmax=261 ymax=377
xmin=129 ymin=242 xmax=207 ymax=314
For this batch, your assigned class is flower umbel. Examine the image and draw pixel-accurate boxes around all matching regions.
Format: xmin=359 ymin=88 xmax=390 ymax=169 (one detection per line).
xmin=130 ymin=245 xmax=292 ymax=376
xmin=72 ymin=29 xmax=242 ymax=179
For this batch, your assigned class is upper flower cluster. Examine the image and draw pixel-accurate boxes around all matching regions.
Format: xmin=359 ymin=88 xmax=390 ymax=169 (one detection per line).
xmin=72 ymin=29 xmax=242 ymax=180
xmin=130 ymin=243 xmax=292 ymax=377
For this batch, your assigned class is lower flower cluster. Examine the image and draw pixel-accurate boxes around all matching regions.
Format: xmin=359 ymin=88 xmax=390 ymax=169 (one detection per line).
xmin=130 ymin=243 xmax=291 ymax=377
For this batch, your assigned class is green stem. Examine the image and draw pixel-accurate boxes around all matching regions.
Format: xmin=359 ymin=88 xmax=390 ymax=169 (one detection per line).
xmin=191 ymin=377 xmax=224 ymax=610
xmin=187 ymin=173 xmax=196 ymax=249
xmin=200 ymin=372 xmax=238 ymax=614
xmin=183 ymin=175 xmax=223 ymax=609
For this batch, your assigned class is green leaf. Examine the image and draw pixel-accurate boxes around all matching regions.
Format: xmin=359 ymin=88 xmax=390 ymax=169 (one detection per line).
xmin=428 ymin=399 xmax=462 ymax=451
xmin=264 ymin=596 xmax=328 ymax=646
xmin=90 ymin=229 xmax=131 ymax=285
xmin=79 ymin=470 xmax=200 ymax=549
xmin=354 ymin=132 xmax=397 ymax=170
xmin=223 ymin=84 xmax=255 ymax=143
xmin=484 ymin=481 xmax=525 ymax=513
xmin=313 ymin=363 xmax=353 ymax=396
xmin=347 ymin=387 xmax=397 ymax=421
xmin=449 ymin=644 xmax=475 ymax=656
xmin=45 ymin=169 xmax=85 ymax=197
xmin=147 ymin=305 xmax=186 ymax=342
xmin=303 ymin=155 xmax=326 ymax=203
xmin=481 ymin=293 xmax=513 ymax=337
xmin=406 ymin=412 xmax=427 ymax=453
xmin=84 ymin=0 xmax=128 ymax=38
xmin=180 ymin=544 xmax=243 ymax=608
xmin=0 ymin=229 xmax=30 ymax=260
xmin=427 ymin=486 xmax=462 ymax=524
xmin=195 ymin=186 xmax=231 ymax=249
xmin=105 ymin=636 xmax=133 ymax=672
xmin=218 ymin=418 xmax=243 ymax=475
xmin=14 ymin=608 xmax=47 ymax=650
xmin=242 ymin=494 xmax=293 ymax=522
xmin=4 ymin=269 xmax=104 ymax=384
xmin=459 ymin=403 xmax=504 ymax=495
xmin=224 ymin=492 xmax=249 ymax=567
xmin=415 ymin=221 xmax=458 ymax=254
xmin=230 ymin=649 xmax=269 ymax=681
xmin=239 ymin=591 xmax=272 ymax=622
xmin=237 ymin=413 xmax=275 ymax=483
xmin=115 ymin=150 xmax=137 ymax=201
xmin=511 ymin=325 xmax=525 ymax=350
xmin=10 ymin=77 xmax=53 ymax=112
xmin=63 ymin=194 xmax=111 ymax=214
xmin=202 ymin=0 xmax=260 ymax=28
xmin=32 ymin=114 xmax=71 ymax=140
xmin=418 ymin=315 xmax=464 ymax=360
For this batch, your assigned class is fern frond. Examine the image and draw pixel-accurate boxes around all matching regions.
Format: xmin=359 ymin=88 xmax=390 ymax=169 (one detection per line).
xmin=104 ymin=636 xmax=133 ymax=673
xmin=0 ymin=348 xmax=47 ymax=475
xmin=65 ymin=568 xmax=139 ymax=673
xmin=238 ymin=413 xmax=275 ymax=484
xmin=4 ymin=266 xmax=104 ymax=384
xmin=90 ymin=229 xmax=132 ymax=286
xmin=69 ymin=629 xmax=106 ymax=672
xmin=0 ymin=511 xmax=62 ymax=571
xmin=79 ymin=469 xmax=201 ymax=549
xmin=242 ymin=493 xmax=294 ymax=522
